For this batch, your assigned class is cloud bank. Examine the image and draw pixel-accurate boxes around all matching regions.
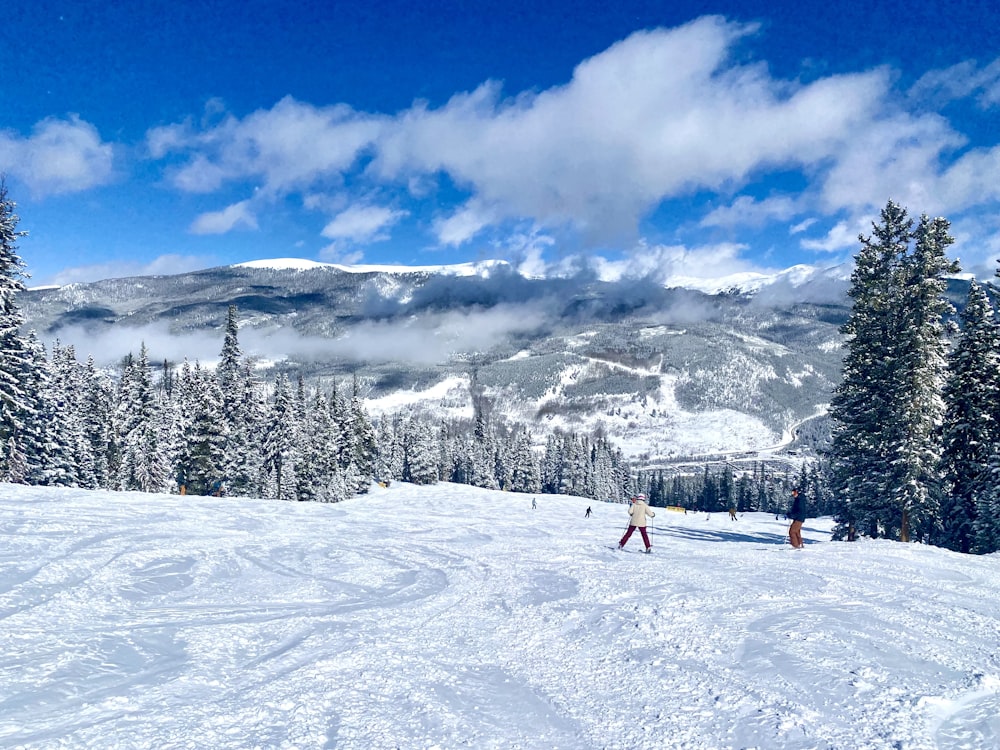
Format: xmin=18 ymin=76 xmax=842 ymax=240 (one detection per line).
xmin=135 ymin=15 xmax=1000 ymax=264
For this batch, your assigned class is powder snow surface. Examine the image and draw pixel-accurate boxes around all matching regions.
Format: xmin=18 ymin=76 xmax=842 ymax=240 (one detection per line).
xmin=1 ymin=482 xmax=997 ymax=749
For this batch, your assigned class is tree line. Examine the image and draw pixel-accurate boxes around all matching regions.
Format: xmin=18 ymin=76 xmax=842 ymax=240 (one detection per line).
xmin=636 ymin=461 xmax=835 ymax=517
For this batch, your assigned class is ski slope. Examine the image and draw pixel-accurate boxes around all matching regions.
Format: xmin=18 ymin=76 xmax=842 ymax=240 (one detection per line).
xmin=1 ymin=482 xmax=997 ymax=749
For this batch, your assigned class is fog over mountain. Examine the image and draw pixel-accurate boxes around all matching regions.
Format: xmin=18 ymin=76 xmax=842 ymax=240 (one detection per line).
xmin=21 ymin=259 xmax=861 ymax=463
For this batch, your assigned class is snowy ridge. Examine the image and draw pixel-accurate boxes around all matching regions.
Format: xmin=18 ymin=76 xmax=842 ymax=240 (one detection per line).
xmin=2 ymin=481 xmax=997 ymax=749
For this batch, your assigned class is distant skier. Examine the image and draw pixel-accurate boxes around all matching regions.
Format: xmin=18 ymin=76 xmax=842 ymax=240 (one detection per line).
xmin=532 ymin=497 xmax=537 ymax=510
xmin=619 ymin=494 xmax=655 ymax=553
xmin=728 ymin=507 xmax=738 ymax=521
xmin=585 ymin=506 xmax=592 ymax=518
xmin=788 ymin=487 xmax=806 ymax=548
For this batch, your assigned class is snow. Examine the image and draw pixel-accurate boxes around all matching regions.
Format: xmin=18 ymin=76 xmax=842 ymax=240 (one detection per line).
xmin=2 ymin=482 xmax=998 ymax=750
xmin=364 ymin=376 xmax=474 ymax=421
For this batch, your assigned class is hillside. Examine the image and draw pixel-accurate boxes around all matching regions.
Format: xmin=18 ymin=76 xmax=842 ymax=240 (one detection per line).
xmin=19 ymin=261 xmax=853 ymax=462
xmin=1 ymin=481 xmax=997 ymax=749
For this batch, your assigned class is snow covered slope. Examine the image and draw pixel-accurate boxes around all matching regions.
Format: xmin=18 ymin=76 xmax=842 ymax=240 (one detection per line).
xmin=2 ymin=482 xmax=997 ymax=749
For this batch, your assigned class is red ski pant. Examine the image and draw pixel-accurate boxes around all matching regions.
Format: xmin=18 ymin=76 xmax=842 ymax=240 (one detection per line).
xmin=620 ymin=525 xmax=650 ymax=548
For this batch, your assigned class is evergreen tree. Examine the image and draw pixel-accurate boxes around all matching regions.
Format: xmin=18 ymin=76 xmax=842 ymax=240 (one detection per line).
xmin=401 ymin=415 xmax=438 ymax=484
xmin=114 ymin=345 xmax=165 ymax=491
xmin=182 ymin=364 xmax=226 ymax=495
xmin=0 ymin=180 xmax=33 ymax=468
xmin=508 ymin=428 xmax=541 ymax=493
xmin=224 ymin=362 xmax=267 ymax=497
xmin=828 ymin=201 xmax=956 ymax=541
xmin=40 ymin=341 xmax=86 ymax=486
xmin=347 ymin=380 xmax=376 ymax=492
xmin=829 ymin=201 xmax=912 ymax=538
xmin=217 ymin=304 xmax=243 ymax=419
xmin=216 ymin=304 xmax=255 ymax=490
xmin=938 ymin=281 xmax=999 ymax=552
xmin=973 ymin=461 xmax=1000 ymax=554
xmin=263 ymin=373 xmax=300 ymax=500
xmin=887 ymin=215 xmax=957 ymax=541
xmin=374 ymin=413 xmax=403 ymax=482
xmin=78 ymin=355 xmax=112 ymax=489
xmin=17 ymin=333 xmax=55 ymax=484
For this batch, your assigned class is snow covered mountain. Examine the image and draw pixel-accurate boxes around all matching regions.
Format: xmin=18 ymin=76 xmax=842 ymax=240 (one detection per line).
xmin=2 ymin=481 xmax=997 ymax=749
xmin=20 ymin=259 xmax=856 ymax=462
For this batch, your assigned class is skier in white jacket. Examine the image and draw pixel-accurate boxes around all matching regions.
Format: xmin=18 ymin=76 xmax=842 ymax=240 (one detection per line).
xmin=619 ymin=494 xmax=655 ymax=552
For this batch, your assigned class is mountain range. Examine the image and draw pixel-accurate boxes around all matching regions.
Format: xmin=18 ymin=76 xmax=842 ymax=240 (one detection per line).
xmin=20 ymin=258 xmax=862 ymax=466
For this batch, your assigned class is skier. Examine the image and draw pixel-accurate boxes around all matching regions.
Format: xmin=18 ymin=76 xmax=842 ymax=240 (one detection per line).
xmin=728 ymin=507 xmax=738 ymax=521
xmin=788 ymin=487 xmax=806 ymax=548
xmin=619 ymin=494 xmax=655 ymax=553
xmin=532 ymin=497 xmax=537 ymax=510
xmin=585 ymin=506 xmax=592 ymax=518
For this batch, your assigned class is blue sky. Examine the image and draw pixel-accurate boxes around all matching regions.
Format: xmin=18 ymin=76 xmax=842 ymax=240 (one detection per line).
xmin=3 ymin=0 xmax=1000 ymax=287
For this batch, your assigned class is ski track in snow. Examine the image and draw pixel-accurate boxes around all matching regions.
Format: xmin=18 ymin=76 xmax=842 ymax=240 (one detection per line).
xmin=1 ymin=483 xmax=998 ymax=749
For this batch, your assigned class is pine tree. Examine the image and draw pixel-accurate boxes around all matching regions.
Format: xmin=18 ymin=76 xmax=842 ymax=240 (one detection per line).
xmin=971 ymin=265 xmax=1000 ymax=554
xmin=828 ymin=202 xmax=956 ymax=542
xmin=182 ymin=364 xmax=226 ymax=495
xmin=217 ymin=304 xmax=243 ymax=419
xmin=223 ymin=362 xmax=266 ymax=497
xmin=887 ymin=215 xmax=957 ymax=541
xmin=938 ymin=280 xmax=999 ymax=552
xmin=509 ymin=428 xmax=541 ymax=493
xmin=401 ymin=416 xmax=438 ymax=484
xmin=829 ymin=201 xmax=912 ymax=539
xmin=347 ymin=383 xmax=376 ymax=492
xmin=263 ymin=373 xmax=300 ymax=500
xmin=114 ymin=345 xmax=165 ymax=491
xmin=216 ymin=304 xmax=254 ymax=490
xmin=39 ymin=341 xmax=85 ymax=486
xmin=17 ymin=333 xmax=54 ymax=484
xmin=0 ymin=180 xmax=34 ymax=469
xmin=374 ymin=413 xmax=403 ymax=482
xmin=973 ymin=460 xmax=1000 ymax=554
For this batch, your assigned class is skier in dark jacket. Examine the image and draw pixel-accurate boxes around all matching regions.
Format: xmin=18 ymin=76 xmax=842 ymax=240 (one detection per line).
xmin=788 ymin=487 xmax=806 ymax=548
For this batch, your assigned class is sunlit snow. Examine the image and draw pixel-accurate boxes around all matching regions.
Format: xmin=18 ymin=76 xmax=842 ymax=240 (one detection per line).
xmin=2 ymin=482 xmax=997 ymax=749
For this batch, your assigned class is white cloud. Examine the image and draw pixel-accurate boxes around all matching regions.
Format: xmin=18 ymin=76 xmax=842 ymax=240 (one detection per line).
xmin=320 ymin=204 xmax=406 ymax=243
xmin=371 ymin=17 xmax=888 ymax=240
xmin=52 ymin=320 xmax=225 ymax=366
xmin=317 ymin=245 xmax=365 ymax=264
xmin=817 ymin=113 xmax=966 ymax=215
xmin=433 ymin=199 xmax=496 ymax=246
xmin=518 ymin=240 xmax=770 ymax=289
xmin=189 ymin=200 xmax=259 ymax=235
xmin=800 ymin=218 xmax=869 ymax=253
xmin=593 ymin=242 xmax=766 ymax=285
xmin=790 ymin=218 xmax=817 ymax=234
xmin=700 ymin=195 xmax=801 ymax=229
xmin=148 ymin=97 xmax=385 ymax=195
xmin=0 ymin=116 xmax=114 ymax=196
xmin=49 ymin=254 xmax=216 ymax=286
xmin=909 ymin=58 xmax=1000 ymax=108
